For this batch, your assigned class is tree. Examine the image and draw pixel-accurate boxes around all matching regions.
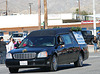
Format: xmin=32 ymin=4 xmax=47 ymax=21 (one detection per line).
xmin=75 ymin=8 xmax=79 ymax=14
xmin=74 ymin=8 xmax=92 ymax=15
xmin=81 ymin=10 xmax=88 ymax=15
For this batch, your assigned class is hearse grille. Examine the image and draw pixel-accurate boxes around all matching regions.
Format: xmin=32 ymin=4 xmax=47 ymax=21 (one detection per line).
xmin=13 ymin=53 xmax=36 ymax=59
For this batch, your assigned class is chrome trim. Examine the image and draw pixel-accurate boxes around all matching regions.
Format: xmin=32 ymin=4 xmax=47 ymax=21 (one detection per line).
xmin=13 ymin=53 xmax=36 ymax=59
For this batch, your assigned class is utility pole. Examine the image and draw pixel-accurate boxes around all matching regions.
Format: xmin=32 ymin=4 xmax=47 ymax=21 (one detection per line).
xmin=93 ymin=0 xmax=96 ymax=36
xmin=77 ymin=0 xmax=80 ymax=15
xmin=29 ymin=3 xmax=33 ymax=14
xmin=6 ymin=0 xmax=7 ymax=15
xmin=44 ymin=0 xmax=48 ymax=29
xmin=38 ymin=0 xmax=41 ymax=30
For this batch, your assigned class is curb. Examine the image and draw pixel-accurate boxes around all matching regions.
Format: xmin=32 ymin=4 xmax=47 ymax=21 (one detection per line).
xmin=88 ymin=45 xmax=94 ymax=52
xmin=88 ymin=45 xmax=100 ymax=52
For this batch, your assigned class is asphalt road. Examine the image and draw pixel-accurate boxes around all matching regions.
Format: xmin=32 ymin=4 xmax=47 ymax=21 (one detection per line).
xmin=0 ymin=52 xmax=100 ymax=74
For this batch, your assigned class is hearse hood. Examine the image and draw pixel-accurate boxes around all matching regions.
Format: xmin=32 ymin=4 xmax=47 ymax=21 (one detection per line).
xmin=9 ymin=47 xmax=52 ymax=54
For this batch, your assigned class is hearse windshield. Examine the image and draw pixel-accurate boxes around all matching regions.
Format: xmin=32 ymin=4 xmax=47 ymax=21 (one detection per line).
xmin=19 ymin=36 xmax=55 ymax=47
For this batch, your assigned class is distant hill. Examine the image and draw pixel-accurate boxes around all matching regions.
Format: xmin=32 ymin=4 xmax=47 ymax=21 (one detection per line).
xmin=0 ymin=0 xmax=100 ymax=14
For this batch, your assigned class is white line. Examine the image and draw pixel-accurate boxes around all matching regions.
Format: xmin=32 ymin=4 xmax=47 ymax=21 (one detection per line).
xmin=89 ymin=56 xmax=100 ymax=58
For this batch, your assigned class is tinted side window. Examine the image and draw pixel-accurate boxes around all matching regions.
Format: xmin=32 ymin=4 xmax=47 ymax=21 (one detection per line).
xmin=87 ymin=31 xmax=92 ymax=35
xmin=61 ymin=34 xmax=72 ymax=44
xmin=57 ymin=36 xmax=63 ymax=44
xmin=82 ymin=31 xmax=92 ymax=35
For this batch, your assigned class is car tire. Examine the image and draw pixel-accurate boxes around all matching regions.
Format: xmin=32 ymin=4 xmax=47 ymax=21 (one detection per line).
xmin=50 ymin=55 xmax=58 ymax=71
xmin=74 ymin=53 xmax=83 ymax=67
xmin=9 ymin=67 xmax=19 ymax=73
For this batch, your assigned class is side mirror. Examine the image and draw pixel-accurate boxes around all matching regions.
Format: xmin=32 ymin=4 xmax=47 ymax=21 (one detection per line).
xmin=55 ymin=42 xmax=65 ymax=49
xmin=59 ymin=42 xmax=65 ymax=45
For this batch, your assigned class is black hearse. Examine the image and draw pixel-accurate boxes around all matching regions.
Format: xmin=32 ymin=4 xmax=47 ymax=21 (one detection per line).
xmin=5 ymin=28 xmax=89 ymax=73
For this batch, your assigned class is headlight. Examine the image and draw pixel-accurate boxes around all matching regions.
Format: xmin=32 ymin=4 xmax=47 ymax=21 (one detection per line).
xmin=37 ymin=51 xmax=48 ymax=58
xmin=6 ymin=53 xmax=13 ymax=59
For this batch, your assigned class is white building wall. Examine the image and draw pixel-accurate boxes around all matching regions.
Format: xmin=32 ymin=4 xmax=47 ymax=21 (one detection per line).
xmin=48 ymin=20 xmax=62 ymax=26
xmin=48 ymin=14 xmax=61 ymax=20
xmin=0 ymin=13 xmax=78 ymax=28
xmin=0 ymin=14 xmax=38 ymax=28
xmin=61 ymin=13 xmax=73 ymax=20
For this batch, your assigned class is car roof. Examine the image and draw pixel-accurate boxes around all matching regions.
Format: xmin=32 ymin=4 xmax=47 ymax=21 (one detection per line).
xmin=27 ymin=28 xmax=72 ymax=37
xmin=12 ymin=32 xmax=27 ymax=34
xmin=82 ymin=30 xmax=92 ymax=32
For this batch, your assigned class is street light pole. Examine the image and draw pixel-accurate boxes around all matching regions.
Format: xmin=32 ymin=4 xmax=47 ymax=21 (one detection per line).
xmin=38 ymin=0 xmax=41 ymax=30
xmin=29 ymin=3 xmax=33 ymax=14
xmin=93 ymin=0 xmax=96 ymax=36
xmin=6 ymin=0 xmax=7 ymax=15
xmin=44 ymin=0 xmax=48 ymax=29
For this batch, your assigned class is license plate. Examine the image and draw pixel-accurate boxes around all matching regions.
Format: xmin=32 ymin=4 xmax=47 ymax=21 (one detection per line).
xmin=20 ymin=61 xmax=27 ymax=65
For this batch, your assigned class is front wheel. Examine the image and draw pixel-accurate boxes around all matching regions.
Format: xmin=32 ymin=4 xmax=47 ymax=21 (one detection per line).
xmin=9 ymin=67 xmax=19 ymax=73
xmin=50 ymin=55 xmax=58 ymax=71
xmin=74 ymin=53 xmax=83 ymax=67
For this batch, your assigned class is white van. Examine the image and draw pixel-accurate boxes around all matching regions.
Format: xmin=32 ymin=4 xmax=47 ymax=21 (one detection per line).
xmin=11 ymin=32 xmax=27 ymax=42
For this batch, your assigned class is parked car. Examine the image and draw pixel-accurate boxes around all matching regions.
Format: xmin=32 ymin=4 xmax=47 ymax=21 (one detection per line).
xmin=5 ymin=28 xmax=89 ymax=73
xmin=11 ymin=32 xmax=27 ymax=43
xmin=81 ymin=30 xmax=94 ymax=44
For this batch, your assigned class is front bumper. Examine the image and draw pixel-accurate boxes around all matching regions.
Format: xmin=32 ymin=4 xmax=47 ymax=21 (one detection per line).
xmin=5 ymin=57 xmax=51 ymax=68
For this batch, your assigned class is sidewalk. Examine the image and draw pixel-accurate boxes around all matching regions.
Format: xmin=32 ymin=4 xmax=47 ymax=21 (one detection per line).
xmin=88 ymin=45 xmax=100 ymax=52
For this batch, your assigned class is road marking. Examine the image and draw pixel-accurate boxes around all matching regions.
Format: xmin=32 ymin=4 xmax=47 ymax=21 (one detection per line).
xmin=89 ymin=56 xmax=100 ymax=58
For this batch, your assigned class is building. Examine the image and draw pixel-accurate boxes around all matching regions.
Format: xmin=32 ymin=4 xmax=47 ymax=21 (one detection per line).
xmin=0 ymin=13 xmax=100 ymax=40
